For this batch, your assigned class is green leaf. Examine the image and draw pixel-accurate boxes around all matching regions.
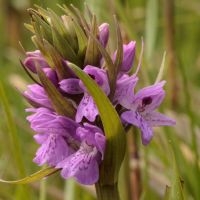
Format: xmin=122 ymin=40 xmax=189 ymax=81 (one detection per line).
xmin=155 ymin=51 xmax=166 ymax=84
xmin=47 ymin=8 xmax=68 ymax=36
xmin=59 ymin=5 xmax=88 ymax=59
xmin=47 ymin=8 xmax=78 ymax=51
xmin=110 ymin=16 xmax=123 ymax=98
xmin=42 ymin=39 xmax=69 ymax=79
xmin=51 ymin=26 xmax=80 ymax=65
xmin=0 ymin=168 xmax=58 ymax=184
xmin=85 ymin=28 xmax=115 ymax=89
xmin=62 ymin=15 xmax=79 ymax=52
xmin=68 ymin=62 xmax=126 ymax=185
xmin=113 ymin=16 xmax=123 ymax=73
xmin=31 ymin=13 xmax=52 ymax=44
xmin=37 ymin=66 xmax=76 ymax=118
xmin=59 ymin=5 xmax=81 ymax=27
xmin=84 ymin=15 xmax=101 ymax=66
xmin=71 ymin=17 xmax=88 ymax=60
xmin=145 ymin=0 xmax=158 ymax=62
xmin=70 ymin=4 xmax=89 ymax=31
xmin=31 ymin=36 xmax=54 ymax=68
xmin=84 ymin=3 xmax=93 ymax=23
xmin=0 ymin=82 xmax=26 ymax=177
xmin=165 ymin=148 xmax=185 ymax=200
xmin=24 ymin=23 xmax=34 ymax=34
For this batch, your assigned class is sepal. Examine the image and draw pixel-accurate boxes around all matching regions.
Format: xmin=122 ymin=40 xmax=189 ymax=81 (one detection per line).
xmin=37 ymin=67 xmax=76 ymax=118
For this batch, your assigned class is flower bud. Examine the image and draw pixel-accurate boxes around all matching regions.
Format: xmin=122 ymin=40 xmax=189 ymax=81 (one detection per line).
xmin=99 ymin=23 xmax=109 ymax=48
xmin=113 ymin=41 xmax=136 ymax=72
xmin=24 ymin=51 xmax=49 ymax=73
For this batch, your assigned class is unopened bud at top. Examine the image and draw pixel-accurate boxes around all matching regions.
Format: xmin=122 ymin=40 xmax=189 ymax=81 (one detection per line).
xmin=98 ymin=23 xmax=109 ymax=48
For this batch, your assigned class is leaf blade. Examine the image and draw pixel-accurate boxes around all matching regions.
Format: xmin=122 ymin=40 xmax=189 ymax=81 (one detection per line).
xmin=68 ymin=62 xmax=126 ymax=184
xmin=0 ymin=168 xmax=59 ymax=184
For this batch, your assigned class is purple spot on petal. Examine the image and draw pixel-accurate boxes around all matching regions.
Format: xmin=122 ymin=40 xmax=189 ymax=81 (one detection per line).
xmin=89 ymin=74 xmax=95 ymax=80
xmin=142 ymin=97 xmax=152 ymax=106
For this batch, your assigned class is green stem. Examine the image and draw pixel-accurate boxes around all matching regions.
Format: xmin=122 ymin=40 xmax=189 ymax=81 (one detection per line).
xmin=64 ymin=179 xmax=76 ymax=200
xmin=178 ymin=57 xmax=199 ymax=163
xmin=0 ymin=82 xmax=25 ymax=177
xmin=95 ymin=181 xmax=120 ymax=200
xmin=0 ymin=82 xmax=30 ymax=198
xmin=39 ymin=178 xmax=47 ymax=200
xmin=131 ymin=128 xmax=141 ymax=200
xmin=118 ymin=145 xmax=131 ymax=200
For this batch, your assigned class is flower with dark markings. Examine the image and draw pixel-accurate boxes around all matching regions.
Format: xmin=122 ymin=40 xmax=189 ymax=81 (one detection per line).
xmin=26 ymin=107 xmax=105 ymax=184
xmin=121 ymin=81 xmax=176 ymax=145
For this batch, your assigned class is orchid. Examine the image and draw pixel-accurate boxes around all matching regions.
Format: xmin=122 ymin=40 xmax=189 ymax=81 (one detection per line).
xmin=17 ymin=5 xmax=175 ymax=199
xmin=23 ymin=84 xmax=53 ymax=109
xmin=26 ymin=107 xmax=105 ymax=184
xmin=57 ymin=123 xmax=105 ymax=185
xmin=121 ymin=81 xmax=176 ymax=144
xmin=113 ymin=41 xmax=136 ymax=73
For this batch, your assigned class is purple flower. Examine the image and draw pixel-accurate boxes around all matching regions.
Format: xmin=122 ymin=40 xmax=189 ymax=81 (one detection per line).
xmin=24 ymin=50 xmax=49 ymax=72
xmin=26 ymin=108 xmax=80 ymax=166
xmin=114 ymin=74 xmax=138 ymax=107
xmin=121 ymin=81 xmax=175 ymax=145
xmin=81 ymin=65 xmax=110 ymax=95
xmin=24 ymin=50 xmax=58 ymax=84
xmin=22 ymin=8 xmax=177 ymax=187
xmin=99 ymin=23 xmax=109 ymax=48
xmin=60 ymin=78 xmax=83 ymax=94
xmin=24 ymin=84 xmax=53 ymax=109
xmin=113 ymin=41 xmax=136 ymax=73
xmin=56 ymin=123 xmax=105 ymax=185
xmin=76 ymin=65 xmax=110 ymax=122
xmin=26 ymin=108 xmax=106 ymax=185
xmin=60 ymin=65 xmax=110 ymax=122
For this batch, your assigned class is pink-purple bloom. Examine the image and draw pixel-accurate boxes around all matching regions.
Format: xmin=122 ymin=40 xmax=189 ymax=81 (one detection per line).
xmin=26 ymin=107 xmax=105 ymax=184
xmin=113 ymin=41 xmax=136 ymax=73
xmin=98 ymin=23 xmax=109 ymax=48
xmin=121 ymin=81 xmax=175 ymax=145
xmin=24 ymin=50 xmax=58 ymax=84
xmin=24 ymin=84 xmax=53 ymax=109
xmin=23 ymin=16 xmax=175 ymax=184
xmin=57 ymin=123 xmax=105 ymax=184
xmin=60 ymin=65 xmax=110 ymax=122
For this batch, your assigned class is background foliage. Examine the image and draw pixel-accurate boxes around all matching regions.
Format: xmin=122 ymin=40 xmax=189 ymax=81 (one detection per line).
xmin=0 ymin=0 xmax=200 ymax=199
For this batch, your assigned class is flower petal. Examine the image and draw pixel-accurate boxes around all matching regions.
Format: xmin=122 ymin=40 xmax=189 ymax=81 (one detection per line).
xmin=34 ymin=134 xmax=72 ymax=166
xmin=77 ymin=123 xmax=106 ymax=156
xmin=121 ymin=111 xmax=153 ymax=145
xmin=27 ymin=108 xmax=79 ymax=138
xmin=113 ymin=41 xmax=136 ymax=72
xmin=95 ymin=132 xmax=106 ymax=157
xmin=24 ymin=84 xmax=53 ymax=109
xmin=42 ymin=68 xmax=58 ymax=85
xmin=24 ymin=51 xmax=50 ymax=73
xmin=76 ymin=93 xmax=98 ymax=122
xmin=99 ymin=23 xmax=109 ymax=48
xmin=114 ymin=74 xmax=138 ymax=108
xmin=146 ymin=111 xmax=176 ymax=127
xmin=121 ymin=41 xmax=136 ymax=72
xmin=33 ymin=133 xmax=48 ymax=144
xmin=26 ymin=50 xmax=41 ymax=57
xmin=82 ymin=65 xmax=110 ymax=95
xmin=57 ymin=142 xmax=99 ymax=185
xmin=131 ymin=81 xmax=166 ymax=112
xmin=121 ymin=110 xmax=140 ymax=127
xmin=139 ymin=117 xmax=153 ymax=145
xmin=59 ymin=78 xmax=83 ymax=94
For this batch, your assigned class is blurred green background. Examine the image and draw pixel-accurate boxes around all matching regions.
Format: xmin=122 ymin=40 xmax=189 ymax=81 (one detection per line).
xmin=0 ymin=0 xmax=200 ymax=199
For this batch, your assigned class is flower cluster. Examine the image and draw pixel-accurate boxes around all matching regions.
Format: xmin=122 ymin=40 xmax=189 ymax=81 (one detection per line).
xmin=23 ymin=6 xmax=175 ymax=185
